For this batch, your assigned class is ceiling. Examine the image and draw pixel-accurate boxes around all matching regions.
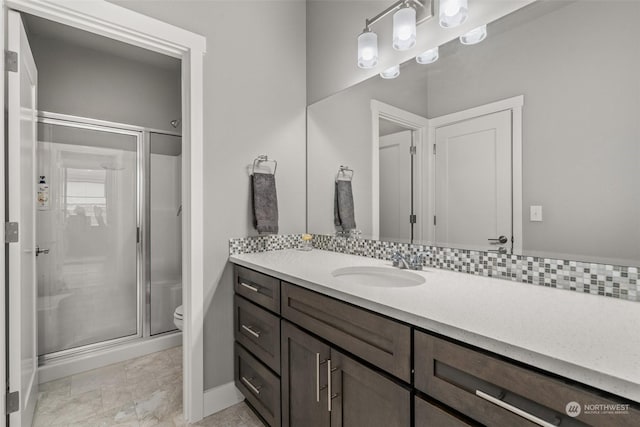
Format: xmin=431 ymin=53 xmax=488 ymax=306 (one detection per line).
xmin=22 ymin=13 xmax=181 ymax=71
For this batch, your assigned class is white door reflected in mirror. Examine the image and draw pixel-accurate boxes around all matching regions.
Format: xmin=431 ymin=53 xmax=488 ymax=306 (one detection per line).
xmin=433 ymin=109 xmax=512 ymax=252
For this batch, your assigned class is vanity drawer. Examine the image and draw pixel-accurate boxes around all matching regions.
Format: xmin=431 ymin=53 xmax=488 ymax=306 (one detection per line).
xmin=234 ymin=265 xmax=280 ymax=313
xmin=234 ymin=342 xmax=281 ymax=427
xmin=414 ymin=331 xmax=640 ymax=427
xmin=414 ymin=396 xmax=474 ymax=427
xmin=281 ymin=282 xmax=411 ymax=382
xmin=234 ymin=295 xmax=280 ymax=374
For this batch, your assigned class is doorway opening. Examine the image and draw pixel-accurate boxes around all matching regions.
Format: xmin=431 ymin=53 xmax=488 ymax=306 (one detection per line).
xmin=3 ymin=2 xmax=206 ymax=423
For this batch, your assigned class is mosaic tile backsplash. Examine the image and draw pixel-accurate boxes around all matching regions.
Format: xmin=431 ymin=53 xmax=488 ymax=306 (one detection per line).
xmin=229 ymin=234 xmax=639 ymax=302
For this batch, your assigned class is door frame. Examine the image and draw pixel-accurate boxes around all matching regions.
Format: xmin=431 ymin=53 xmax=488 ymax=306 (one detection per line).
xmin=371 ymin=100 xmax=429 ymax=242
xmin=426 ymin=95 xmax=524 ymax=253
xmin=1 ymin=0 xmax=207 ymax=423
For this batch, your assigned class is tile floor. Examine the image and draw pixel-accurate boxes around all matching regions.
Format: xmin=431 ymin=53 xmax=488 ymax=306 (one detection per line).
xmin=33 ymin=346 xmax=263 ymax=427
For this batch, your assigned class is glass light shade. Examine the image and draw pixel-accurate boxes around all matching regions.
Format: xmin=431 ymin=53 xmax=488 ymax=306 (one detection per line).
xmin=357 ymin=31 xmax=379 ymax=69
xmin=460 ymin=25 xmax=487 ymax=45
xmin=416 ymin=47 xmax=439 ymax=64
xmin=380 ymin=65 xmax=400 ymax=79
xmin=392 ymin=6 xmax=417 ymax=51
xmin=439 ymin=0 xmax=468 ymax=28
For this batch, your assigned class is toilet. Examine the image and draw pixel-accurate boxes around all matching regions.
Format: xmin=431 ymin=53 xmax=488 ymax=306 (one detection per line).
xmin=173 ymin=305 xmax=183 ymax=331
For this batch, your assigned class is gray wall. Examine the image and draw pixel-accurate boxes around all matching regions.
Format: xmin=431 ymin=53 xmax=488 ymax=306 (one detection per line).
xmin=30 ymin=36 xmax=181 ymax=132
xmin=425 ymin=0 xmax=640 ymax=264
xmin=112 ymin=0 xmax=307 ymax=389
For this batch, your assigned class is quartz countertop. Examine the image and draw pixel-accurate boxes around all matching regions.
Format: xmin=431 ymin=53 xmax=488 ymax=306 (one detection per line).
xmin=230 ymin=249 xmax=640 ymax=403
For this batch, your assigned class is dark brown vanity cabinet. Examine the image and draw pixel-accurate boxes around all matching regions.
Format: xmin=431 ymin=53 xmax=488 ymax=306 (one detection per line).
xmin=233 ymin=263 xmax=639 ymax=427
xmin=280 ymin=282 xmax=411 ymax=383
xmin=234 ymin=265 xmax=280 ymax=313
xmin=233 ymin=265 xmax=282 ymax=426
xmin=414 ymin=331 xmax=640 ymax=427
xmin=281 ymin=321 xmax=330 ymax=427
xmin=281 ymin=321 xmax=410 ymax=427
xmin=414 ymin=397 xmax=474 ymax=427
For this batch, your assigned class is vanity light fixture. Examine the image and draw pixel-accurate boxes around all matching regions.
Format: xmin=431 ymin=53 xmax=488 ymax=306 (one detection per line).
xmin=439 ymin=0 xmax=468 ymax=28
xmin=416 ymin=46 xmax=439 ymax=64
xmin=357 ymin=0 xmax=432 ymax=69
xmin=460 ymin=24 xmax=487 ymax=45
xmin=393 ymin=3 xmax=417 ymax=51
xmin=380 ymin=64 xmax=401 ymax=79
xmin=357 ymin=30 xmax=379 ymax=69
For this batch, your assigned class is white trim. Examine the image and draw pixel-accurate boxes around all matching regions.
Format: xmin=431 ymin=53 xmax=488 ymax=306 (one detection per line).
xmin=38 ymin=334 xmax=182 ymax=383
xmin=2 ymin=0 xmax=206 ymax=422
xmin=1 ymin=2 xmax=7 ymax=422
xmin=511 ymin=104 xmax=524 ymax=254
xmin=203 ymin=382 xmax=244 ymax=418
xmin=426 ymin=95 xmax=524 ymax=252
xmin=371 ymin=100 xmax=429 ymax=241
xmin=5 ymin=0 xmax=205 ymax=57
xmin=429 ymin=95 xmax=524 ymax=128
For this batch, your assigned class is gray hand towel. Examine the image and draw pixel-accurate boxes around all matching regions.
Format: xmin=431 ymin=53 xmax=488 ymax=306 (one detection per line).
xmin=252 ymin=173 xmax=279 ymax=234
xmin=334 ymin=180 xmax=356 ymax=231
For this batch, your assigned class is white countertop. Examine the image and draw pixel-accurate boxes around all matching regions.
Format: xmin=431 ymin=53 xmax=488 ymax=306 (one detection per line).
xmin=230 ymin=249 xmax=640 ymax=403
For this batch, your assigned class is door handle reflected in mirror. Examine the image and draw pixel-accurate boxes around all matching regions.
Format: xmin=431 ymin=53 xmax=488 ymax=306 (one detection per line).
xmin=488 ymin=236 xmax=508 ymax=245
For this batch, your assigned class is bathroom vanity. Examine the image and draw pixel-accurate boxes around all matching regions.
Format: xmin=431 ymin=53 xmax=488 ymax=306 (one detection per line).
xmin=230 ymin=249 xmax=640 ymax=427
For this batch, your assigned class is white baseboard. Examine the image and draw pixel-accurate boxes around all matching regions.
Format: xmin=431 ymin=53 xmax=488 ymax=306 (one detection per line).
xmin=203 ymin=381 xmax=244 ymax=418
xmin=39 ymin=333 xmax=182 ymax=383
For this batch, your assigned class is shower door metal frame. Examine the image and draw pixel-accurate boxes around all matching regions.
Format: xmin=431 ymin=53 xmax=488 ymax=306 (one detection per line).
xmin=36 ymin=111 xmax=182 ymax=364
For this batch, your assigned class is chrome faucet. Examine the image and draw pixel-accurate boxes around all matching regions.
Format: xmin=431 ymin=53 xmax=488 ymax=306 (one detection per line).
xmin=391 ymin=251 xmax=430 ymax=270
xmin=391 ymin=251 xmax=411 ymax=269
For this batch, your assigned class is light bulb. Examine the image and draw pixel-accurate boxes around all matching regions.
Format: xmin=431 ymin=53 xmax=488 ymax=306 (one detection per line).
xmin=357 ymin=31 xmax=379 ymax=69
xmin=460 ymin=25 xmax=487 ymax=45
xmin=416 ymin=47 xmax=439 ymax=64
xmin=393 ymin=6 xmax=417 ymax=51
xmin=439 ymin=0 xmax=468 ymax=28
xmin=380 ymin=65 xmax=400 ymax=79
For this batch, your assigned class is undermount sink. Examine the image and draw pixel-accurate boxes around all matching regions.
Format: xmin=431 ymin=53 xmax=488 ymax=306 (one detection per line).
xmin=331 ymin=266 xmax=425 ymax=288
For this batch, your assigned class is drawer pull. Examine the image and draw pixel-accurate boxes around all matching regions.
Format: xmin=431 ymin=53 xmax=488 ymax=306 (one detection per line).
xmin=241 ymin=324 xmax=261 ymax=339
xmin=240 ymin=282 xmax=259 ymax=292
xmin=327 ymin=360 xmax=340 ymax=412
xmin=241 ymin=376 xmax=262 ymax=395
xmin=316 ymin=353 xmax=321 ymax=402
xmin=327 ymin=359 xmax=332 ymax=412
xmin=476 ymin=390 xmax=557 ymax=427
xmin=315 ymin=354 xmax=328 ymax=402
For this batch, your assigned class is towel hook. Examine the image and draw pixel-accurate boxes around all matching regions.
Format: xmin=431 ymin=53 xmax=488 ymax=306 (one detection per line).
xmin=336 ymin=165 xmax=354 ymax=182
xmin=252 ymin=154 xmax=277 ymax=176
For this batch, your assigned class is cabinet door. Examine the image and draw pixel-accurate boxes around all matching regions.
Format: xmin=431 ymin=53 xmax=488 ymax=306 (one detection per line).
xmin=282 ymin=321 xmax=331 ymax=427
xmin=330 ymin=349 xmax=411 ymax=427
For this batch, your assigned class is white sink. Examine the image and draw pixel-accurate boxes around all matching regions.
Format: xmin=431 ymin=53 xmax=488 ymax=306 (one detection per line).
xmin=331 ymin=266 xmax=425 ymax=288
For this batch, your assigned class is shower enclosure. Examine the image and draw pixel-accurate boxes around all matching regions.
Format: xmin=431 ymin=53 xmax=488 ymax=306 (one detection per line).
xmin=36 ymin=112 xmax=182 ymax=362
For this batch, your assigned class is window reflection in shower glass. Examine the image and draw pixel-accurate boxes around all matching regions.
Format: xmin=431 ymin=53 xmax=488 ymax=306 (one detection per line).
xmin=37 ymin=122 xmax=139 ymax=356
xmin=150 ymin=133 xmax=182 ymax=335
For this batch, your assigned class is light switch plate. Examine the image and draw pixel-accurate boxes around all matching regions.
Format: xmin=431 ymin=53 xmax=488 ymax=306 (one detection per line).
xmin=530 ymin=205 xmax=543 ymax=222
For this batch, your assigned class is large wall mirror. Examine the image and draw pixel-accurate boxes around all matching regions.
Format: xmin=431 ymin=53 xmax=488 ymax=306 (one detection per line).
xmin=307 ymin=0 xmax=640 ymax=266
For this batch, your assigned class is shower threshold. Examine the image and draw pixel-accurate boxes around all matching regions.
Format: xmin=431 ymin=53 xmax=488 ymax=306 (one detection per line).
xmin=38 ymin=330 xmax=182 ymax=384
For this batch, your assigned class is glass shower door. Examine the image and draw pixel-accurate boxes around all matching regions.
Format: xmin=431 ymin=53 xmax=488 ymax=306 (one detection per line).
xmin=37 ymin=121 xmax=140 ymax=356
xmin=149 ymin=132 xmax=182 ymax=335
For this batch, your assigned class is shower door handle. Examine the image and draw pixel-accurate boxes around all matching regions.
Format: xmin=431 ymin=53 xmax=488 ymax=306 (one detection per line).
xmin=36 ymin=246 xmax=50 ymax=256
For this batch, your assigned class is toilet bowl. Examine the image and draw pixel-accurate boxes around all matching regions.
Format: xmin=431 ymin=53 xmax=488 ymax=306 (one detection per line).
xmin=173 ymin=305 xmax=183 ymax=331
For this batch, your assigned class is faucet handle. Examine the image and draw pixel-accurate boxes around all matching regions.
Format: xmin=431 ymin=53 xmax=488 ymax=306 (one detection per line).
xmin=391 ymin=251 xmax=403 ymax=267
xmin=410 ymin=251 xmax=431 ymax=270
